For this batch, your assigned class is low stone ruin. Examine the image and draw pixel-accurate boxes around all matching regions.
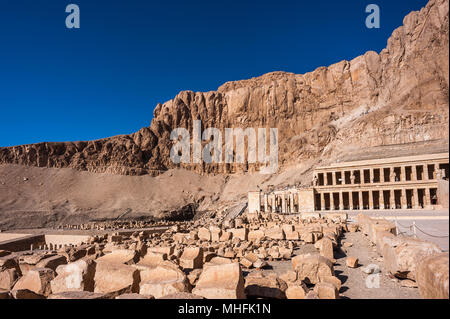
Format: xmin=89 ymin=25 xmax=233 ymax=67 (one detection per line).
xmin=0 ymin=210 xmax=447 ymax=299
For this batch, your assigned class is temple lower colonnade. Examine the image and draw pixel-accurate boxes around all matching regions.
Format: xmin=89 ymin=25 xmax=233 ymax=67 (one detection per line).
xmin=248 ymin=153 xmax=449 ymax=213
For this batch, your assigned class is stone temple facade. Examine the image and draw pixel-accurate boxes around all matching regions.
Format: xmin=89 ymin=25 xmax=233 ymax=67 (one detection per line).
xmin=249 ymin=153 xmax=449 ymax=214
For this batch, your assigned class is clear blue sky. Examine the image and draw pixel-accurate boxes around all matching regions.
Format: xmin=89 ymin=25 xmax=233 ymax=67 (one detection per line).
xmin=0 ymin=0 xmax=428 ymax=147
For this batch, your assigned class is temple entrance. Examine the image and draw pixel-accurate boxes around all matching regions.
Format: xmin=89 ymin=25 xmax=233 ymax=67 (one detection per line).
xmin=383 ymin=190 xmax=390 ymax=209
xmin=406 ymin=189 xmax=413 ymax=209
xmin=324 ymin=193 xmax=331 ymax=210
xmin=394 ymin=190 xmax=402 ymax=209
xmin=362 ymin=191 xmax=369 ymax=210
xmin=343 ymin=192 xmax=350 ymax=210
xmin=352 ymin=192 xmax=359 ymax=209
xmin=373 ymin=191 xmax=380 ymax=209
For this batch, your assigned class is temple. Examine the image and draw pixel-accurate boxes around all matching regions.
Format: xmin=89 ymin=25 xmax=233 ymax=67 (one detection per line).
xmin=248 ymin=152 xmax=449 ymax=213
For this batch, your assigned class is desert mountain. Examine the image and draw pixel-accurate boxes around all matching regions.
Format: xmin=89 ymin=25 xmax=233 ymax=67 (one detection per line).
xmin=0 ymin=0 xmax=448 ymax=228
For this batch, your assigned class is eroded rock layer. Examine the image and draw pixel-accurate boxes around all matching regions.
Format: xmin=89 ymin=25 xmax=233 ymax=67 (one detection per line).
xmin=0 ymin=0 xmax=448 ymax=176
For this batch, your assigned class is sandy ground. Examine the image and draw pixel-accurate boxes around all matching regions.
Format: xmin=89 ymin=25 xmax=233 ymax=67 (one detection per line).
xmin=0 ymin=163 xmax=313 ymax=229
xmin=260 ymin=231 xmax=421 ymax=299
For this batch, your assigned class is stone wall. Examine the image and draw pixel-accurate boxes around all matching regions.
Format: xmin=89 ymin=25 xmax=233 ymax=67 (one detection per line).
xmin=357 ymin=214 xmax=448 ymax=299
xmin=0 ymin=234 xmax=45 ymax=252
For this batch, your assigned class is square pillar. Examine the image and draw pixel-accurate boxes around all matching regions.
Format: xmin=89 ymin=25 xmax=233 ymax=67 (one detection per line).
xmin=320 ymin=193 xmax=325 ymax=211
xmin=264 ymin=194 xmax=268 ymax=212
xmin=401 ymin=188 xmax=407 ymax=209
xmin=380 ymin=168 xmax=385 ymax=183
xmin=360 ymin=170 xmax=364 ymax=184
xmin=413 ymin=188 xmax=420 ymax=209
xmin=330 ymin=172 xmax=334 ymax=186
xmin=424 ymin=188 xmax=431 ymax=207
xmin=412 ymin=165 xmax=417 ymax=181
xmin=369 ymin=169 xmax=374 ymax=183
xmin=379 ymin=190 xmax=385 ymax=209
xmin=349 ymin=191 xmax=354 ymax=210
xmin=339 ymin=191 xmax=344 ymax=210
xmin=389 ymin=189 xmax=395 ymax=209
xmin=281 ymin=195 xmax=286 ymax=213
xmin=400 ymin=166 xmax=406 ymax=182
xmin=329 ymin=193 xmax=333 ymax=210
xmin=369 ymin=190 xmax=374 ymax=210
xmin=424 ymin=165 xmax=430 ymax=180
xmin=358 ymin=191 xmax=363 ymax=210
xmin=289 ymin=193 xmax=294 ymax=213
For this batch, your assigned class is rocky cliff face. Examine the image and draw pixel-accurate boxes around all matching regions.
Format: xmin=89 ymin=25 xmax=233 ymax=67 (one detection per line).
xmin=1 ymin=0 xmax=448 ymax=176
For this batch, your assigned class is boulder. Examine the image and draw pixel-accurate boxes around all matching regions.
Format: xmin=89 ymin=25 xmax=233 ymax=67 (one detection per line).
xmin=285 ymin=283 xmax=308 ymax=299
xmin=313 ymin=282 xmax=339 ymax=299
xmin=265 ymin=227 xmax=285 ymax=240
xmin=209 ymin=226 xmax=222 ymax=242
xmin=0 ymin=256 xmax=22 ymax=290
xmin=94 ymin=261 xmax=140 ymax=295
xmin=248 ymin=230 xmax=265 ymax=241
xmin=314 ymin=237 xmax=334 ymax=261
xmin=96 ymin=249 xmax=139 ymax=265
xmin=382 ymin=237 xmax=442 ymax=280
xmin=36 ymin=255 xmax=67 ymax=271
xmin=229 ymin=228 xmax=248 ymax=241
xmin=320 ymin=275 xmax=342 ymax=291
xmin=10 ymin=289 xmax=45 ymax=299
xmin=138 ymin=251 xmax=167 ymax=268
xmin=346 ymin=257 xmax=359 ymax=268
xmin=193 ymin=262 xmax=245 ymax=299
xmin=179 ymin=247 xmax=203 ymax=269
xmin=244 ymin=271 xmax=287 ymax=299
xmin=139 ymin=261 xmax=189 ymax=298
xmin=198 ymin=228 xmax=211 ymax=241
xmin=292 ymin=253 xmax=334 ymax=284
xmin=416 ymin=252 xmax=449 ymax=299
xmin=13 ymin=268 xmax=55 ymax=297
xmin=50 ymin=259 xmax=96 ymax=293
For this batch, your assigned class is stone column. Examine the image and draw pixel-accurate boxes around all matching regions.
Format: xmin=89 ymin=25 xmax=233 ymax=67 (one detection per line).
xmin=390 ymin=189 xmax=395 ymax=209
xmin=264 ymin=194 xmax=268 ymax=213
xmin=330 ymin=193 xmax=335 ymax=210
xmin=320 ymin=193 xmax=325 ymax=211
xmin=281 ymin=195 xmax=286 ymax=214
xmin=379 ymin=190 xmax=385 ymax=209
xmin=424 ymin=188 xmax=431 ymax=207
xmin=349 ymin=191 xmax=354 ymax=210
xmin=368 ymin=191 xmax=374 ymax=210
xmin=400 ymin=166 xmax=406 ymax=182
xmin=401 ymin=188 xmax=408 ymax=209
xmin=289 ymin=193 xmax=294 ymax=214
xmin=358 ymin=191 xmax=363 ymax=210
xmin=339 ymin=191 xmax=344 ymax=210
xmin=360 ymin=170 xmax=364 ymax=184
xmin=330 ymin=172 xmax=334 ymax=186
xmin=325 ymin=173 xmax=329 ymax=186
xmin=411 ymin=165 xmax=417 ymax=181
xmin=369 ymin=168 xmax=374 ymax=183
xmin=424 ymin=165 xmax=430 ymax=180
xmin=380 ymin=168 xmax=385 ymax=183
xmin=413 ymin=188 xmax=420 ymax=209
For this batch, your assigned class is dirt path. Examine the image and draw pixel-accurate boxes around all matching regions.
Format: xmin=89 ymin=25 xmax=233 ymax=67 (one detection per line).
xmin=262 ymin=232 xmax=421 ymax=299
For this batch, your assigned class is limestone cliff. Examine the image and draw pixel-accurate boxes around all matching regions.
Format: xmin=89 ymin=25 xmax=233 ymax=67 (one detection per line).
xmin=0 ymin=0 xmax=448 ymax=176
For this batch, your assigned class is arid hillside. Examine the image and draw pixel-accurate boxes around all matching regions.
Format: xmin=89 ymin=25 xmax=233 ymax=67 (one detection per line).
xmin=0 ymin=0 xmax=448 ymax=228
